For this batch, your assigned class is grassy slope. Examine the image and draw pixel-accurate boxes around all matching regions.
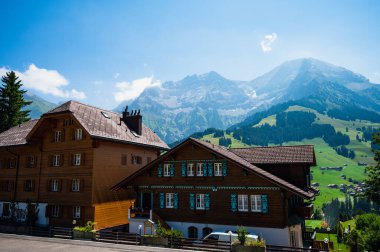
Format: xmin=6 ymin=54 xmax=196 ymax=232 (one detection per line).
xmin=201 ymin=105 xmax=380 ymax=209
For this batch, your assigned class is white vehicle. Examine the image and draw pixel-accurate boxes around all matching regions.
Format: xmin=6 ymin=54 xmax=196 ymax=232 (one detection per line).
xmin=203 ymin=231 xmax=258 ymax=243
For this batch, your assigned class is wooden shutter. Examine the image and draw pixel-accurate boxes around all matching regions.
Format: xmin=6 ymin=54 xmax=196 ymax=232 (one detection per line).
xmin=158 ymin=164 xmax=162 ymax=177
xmin=203 ymin=162 xmax=207 ymax=177
xmin=59 ymin=205 xmax=63 ymax=218
xmin=50 ymin=132 xmax=54 ymax=142
xmin=32 ymin=179 xmax=35 ymax=192
xmin=80 ymin=179 xmax=84 ymax=192
xmin=170 ymin=163 xmax=175 ymax=177
xmin=47 ymin=179 xmax=51 ymax=192
xmin=222 ymin=161 xmax=227 ymax=176
xmin=121 ymin=155 xmax=127 ymax=165
xmin=34 ymin=156 xmax=38 ymax=168
xmin=62 ymin=129 xmax=66 ymax=141
xmin=181 ymin=162 xmax=186 ymax=177
xmin=189 ymin=193 xmax=195 ymax=210
xmin=261 ymin=195 xmax=268 ymax=214
xmin=208 ymin=163 xmax=213 ymax=176
xmin=231 ymin=194 xmax=237 ymax=212
xmin=159 ymin=193 xmax=165 ymax=208
xmin=71 ymin=154 xmax=74 ymax=166
xmin=71 ymin=129 xmax=75 ymax=140
xmin=205 ymin=194 xmax=210 ymax=210
xmin=45 ymin=205 xmax=51 ymax=217
xmin=174 ymin=193 xmax=179 ymax=209
xmin=81 ymin=206 xmax=85 ymax=219
xmin=81 ymin=153 xmax=85 ymax=165
xmin=23 ymin=180 xmax=27 ymax=192
xmin=58 ymin=179 xmax=63 ymax=192
xmin=60 ymin=154 xmax=64 ymax=166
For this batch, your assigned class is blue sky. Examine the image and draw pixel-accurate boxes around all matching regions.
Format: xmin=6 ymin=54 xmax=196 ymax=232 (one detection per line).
xmin=1 ymin=0 xmax=380 ymax=109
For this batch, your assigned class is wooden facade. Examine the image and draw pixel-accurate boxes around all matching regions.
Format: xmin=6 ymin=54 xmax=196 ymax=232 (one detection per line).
xmin=114 ymin=138 xmax=315 ymax=246
xmin=0 ymin=101 xmax=168 ymax=229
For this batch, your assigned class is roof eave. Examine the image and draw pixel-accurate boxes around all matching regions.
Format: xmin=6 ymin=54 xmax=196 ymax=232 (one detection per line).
xmin=92 ymin=135 xmax=169 ymax=151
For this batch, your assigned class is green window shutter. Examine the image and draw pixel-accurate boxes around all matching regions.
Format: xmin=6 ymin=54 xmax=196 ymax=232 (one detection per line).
xmin=261 ymin=195 xmax=268 ymax=214
xmin=174 ymin=193 xmax=179 ymax=209
xmin=170 ymin=163 xmax=175 ymax=177
xmin=181 ymin=162 xmax=186 ymax=177
xmin=205 ymin=193 xmax=210 ymax=210
xmin=222 ymin=161 xmax=227 ymax=176
xmin=203 ymin=162 xmax=207 ymax=177
xmin=189 ymin=193 xmax=195 ymax=210
xmin=208 ymin=162 xmax=213 ymax=177
xmin=160 ymin=193 xmax=165 ymax=208
xmin=231 ymin=194 xmax=237 ymax=212
xmin=158 ymin=164 xmax=163 ymax=177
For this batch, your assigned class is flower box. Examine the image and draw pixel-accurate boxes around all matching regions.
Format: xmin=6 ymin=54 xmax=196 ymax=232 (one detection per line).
xmin=73 ymin=230 xmax=96 ymax=240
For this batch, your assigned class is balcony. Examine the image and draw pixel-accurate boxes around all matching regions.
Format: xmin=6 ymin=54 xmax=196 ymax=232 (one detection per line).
xmin=296 ymin=203 xmax=314 ymax=219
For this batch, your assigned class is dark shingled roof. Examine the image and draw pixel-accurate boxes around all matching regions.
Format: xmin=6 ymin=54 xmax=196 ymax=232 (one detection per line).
xmin=113 ymin=137 xmax=315 ymax=199
xmin=230 ymin=145 xmax=316 ymax=165
xmin=40 ymin=100 xmax=169 ymax=149
xmin=0 ymin=120 xmax=39 ymax=147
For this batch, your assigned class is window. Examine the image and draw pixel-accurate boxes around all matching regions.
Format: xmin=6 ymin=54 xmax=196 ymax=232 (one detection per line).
xmin=8 ymin=158 xmax=16 ymax=169
xmin=196 ymin=163 xmax=203 ymax=176
xmin=54 ymin=131 xmax=62 ymax=142
xmin=64 ymin=119 xmax=73 ymax=126
xmin=166 ymin=193 xmax=174 ymax=208
xmin=2 ymin=203 xmax=10 ymax=217
xmin=188 ymin=226 xmax=198 ymax=239
xmin=27 ymin=156 xmax=36 ymax=168
xmin=0 ymin=180 xmax=14 ymax=192
xmin=24 ymin=180 xmax=33 ymax=192
xmin=131 ymin=156 xmax=142 ymax=165
xmin=238 ymin=195 xmax=248 ymax=212
xmin=163 ymin=164 xmax=171 ymax=177
xmin=73 ymin=206 xmax=81 ymax=219
xmin=214 ymin=163 xmax=222 ymax=176
xmin=251 ymin=195 xmax=262 ymax=212
xmin=196 ymin=194 xmax=205 ymax=210
xmin=101 ymin=111 xmax=110 ymax=119
xmin=52 ymin=155 xmax=61 ymax=167
xmin=121 ymin=155 xmax=127 ymax=165
xmin=187 ymin=163 xmax=194 ymax=176
xmin=51 ymin=205 xmax=60 ymax=218
xmin=51 ymin=179 xmax=59 ymax=192
xmin=202 ymin=227 xmax=213 ymax=238
xmin=72 ymin=179 xmax=80 ymax=192
xmin=74 ymin=129 xmax=83 ymax=140
xmin=73 ymin=154 xmax=81 ymax=166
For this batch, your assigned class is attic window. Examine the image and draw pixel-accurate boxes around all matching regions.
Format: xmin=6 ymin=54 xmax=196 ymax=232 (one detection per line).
xmin=101 ymin=112 xmax=110 ymax=119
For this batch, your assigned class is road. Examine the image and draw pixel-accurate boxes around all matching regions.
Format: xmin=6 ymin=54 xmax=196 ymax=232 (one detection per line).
xmin=0 ymin=233 xmax=189 ymax=252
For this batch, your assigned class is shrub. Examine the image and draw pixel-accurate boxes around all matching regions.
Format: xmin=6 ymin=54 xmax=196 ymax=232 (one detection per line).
xmin=155 ymin=221 xmax=183 ymax=238
xmin=74 ymin=221 xmax=96 ymax=232
xmin=245 ymin=238 xmax=266 ymax=247
xmin=237 ymin=226 xmax=248 ymax=245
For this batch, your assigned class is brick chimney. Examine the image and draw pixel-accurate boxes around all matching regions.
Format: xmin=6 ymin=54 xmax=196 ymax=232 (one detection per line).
xmin=122 ymin=106 xmax=142 ymax=135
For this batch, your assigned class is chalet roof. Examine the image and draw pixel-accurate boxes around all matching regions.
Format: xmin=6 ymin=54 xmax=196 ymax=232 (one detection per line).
xmin=0 ymin=120 xmax=39 ymax=147
xmin=229 ymin=145 xmax=316 ymax=165
xmin=38 ymin=100 xmax=169 ymax=149
xmin=113 ymin=137 xmax=315 ymax=199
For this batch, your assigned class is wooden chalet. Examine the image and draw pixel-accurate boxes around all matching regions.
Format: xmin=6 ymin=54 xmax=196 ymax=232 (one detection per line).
xmin=0 ymin=101 xmax=168 ymax=229
xmin=113 ymin=138 xmax=316 ymax=247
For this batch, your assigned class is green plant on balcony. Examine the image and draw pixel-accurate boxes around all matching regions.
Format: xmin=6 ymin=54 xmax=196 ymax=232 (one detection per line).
xmin=237 ymin=226 xmax=248 ymax=245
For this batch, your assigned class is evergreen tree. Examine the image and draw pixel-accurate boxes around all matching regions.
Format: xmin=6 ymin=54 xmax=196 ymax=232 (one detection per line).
xmin=365 ymin=132 xmax=380 ymax=204
xmin=0 ymin=71 xmax=31 ymax=132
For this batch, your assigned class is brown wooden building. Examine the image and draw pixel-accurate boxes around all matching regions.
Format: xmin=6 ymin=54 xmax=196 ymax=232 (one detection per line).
xmin=0 ymin=101 xmax=168 ymax=229
xmin=113 ymin=137 xmax=316 ymax=247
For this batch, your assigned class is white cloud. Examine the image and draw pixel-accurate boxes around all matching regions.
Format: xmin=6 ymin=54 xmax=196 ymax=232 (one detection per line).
xmin=114 ymin=76 xmax=161 ymax=102
xmin=0 ymin=64 xmax=86 ymax=99
xmin=260 ymin=33 xmax=278 ymax=52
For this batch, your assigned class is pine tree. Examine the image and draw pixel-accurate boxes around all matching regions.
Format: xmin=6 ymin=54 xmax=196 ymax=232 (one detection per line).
xmin=365 ymin=132 xmax=380 ymax=204
xmin=0 ymin=71 xmax=31 ymax=132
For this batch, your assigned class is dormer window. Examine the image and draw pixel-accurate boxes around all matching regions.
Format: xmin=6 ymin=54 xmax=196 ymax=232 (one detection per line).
xmin=101 ymin=111 xmax=110 ymax=119
xmin=54 ymin=131 xmax=62 ymax=142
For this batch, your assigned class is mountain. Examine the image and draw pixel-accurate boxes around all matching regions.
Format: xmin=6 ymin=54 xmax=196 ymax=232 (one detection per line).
xmin=24 ymin=92 xmax=56 ymax=119
xmin=116 ymin=71 xmax=257 ymax=143
xmin=115 ymin=58 xmax=380 ymax=144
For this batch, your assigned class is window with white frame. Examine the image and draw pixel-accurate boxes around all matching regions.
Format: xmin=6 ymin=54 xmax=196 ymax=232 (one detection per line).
xmin=73 ymin=154 xmax=81 ymax=166
xmin=238 ymin=194 xmax=248 ymax=212
xmin=196 ymin=194 xmax=205 ymax=210
xmin=52 ymin=155 xmax=61 ymax=167
xmin=27 ymin=156 xmax=35 ymax=168
xmin=214 ymin=163 xmax=222 ymax=176
xmin=163 ymin=164 xmax=171 ymax=177
xmin=51 ymin=205 xmax=60 ymax=217
xmin=74 ymin=128 xmax=83 ymax=140
xmin=166 ymin=193 xmax=174 ymax=208
xmin=187 ymin=163 xmax=194 ymax=176
xmin=51 ymin=179 xmax=59 ymax=192
xmin=54 ymin=131 xmax=62 ymax=142
xmin=72 ymin=179 xmax=80 ymax=192
xmin=250 ymin=195 xmax=262 ymax=212
xmin=73 ymin=206 xmax=81 ymax=219
xmin=196 ymin=163 xmax=203 ymax=176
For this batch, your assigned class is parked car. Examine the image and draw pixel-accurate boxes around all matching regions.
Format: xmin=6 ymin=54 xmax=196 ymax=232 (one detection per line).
xmin=203 ymin=231 xmax=258 ymax=243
